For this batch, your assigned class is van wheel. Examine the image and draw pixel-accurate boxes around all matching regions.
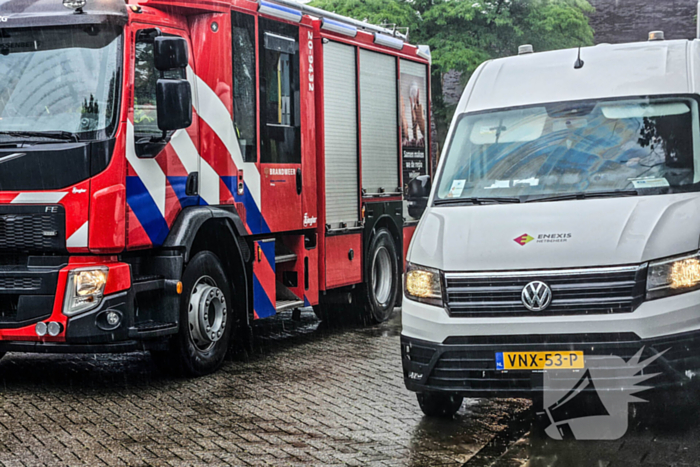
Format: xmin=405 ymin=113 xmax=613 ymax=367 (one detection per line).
xmin=355 ymin=229 xmax=400 ymax=323
xmin=155 ymin=251 xmax=234 ymax=377
xmin=417 ymin=393 xmax=464 ymax=418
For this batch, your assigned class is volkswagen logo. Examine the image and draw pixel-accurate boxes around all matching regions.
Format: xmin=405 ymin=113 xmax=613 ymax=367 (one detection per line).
xmin=521 ymin=281 xmax=552 ymax=311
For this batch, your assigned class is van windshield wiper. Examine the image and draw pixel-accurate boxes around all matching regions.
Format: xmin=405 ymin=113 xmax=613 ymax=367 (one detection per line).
xmin=525 ymin=190 xmax=639 ymax=203
xmin=434 ymin=197 xmax=522 ymax=206
xmin=0 ymin=131 xmax=80 ymax=142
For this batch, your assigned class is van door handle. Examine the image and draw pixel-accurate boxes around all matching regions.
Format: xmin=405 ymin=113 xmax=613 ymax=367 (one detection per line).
xmin=296 ymin=168 xmax=302 ymax=195
xmin=186 ymin=172 xmax=199 ymax=197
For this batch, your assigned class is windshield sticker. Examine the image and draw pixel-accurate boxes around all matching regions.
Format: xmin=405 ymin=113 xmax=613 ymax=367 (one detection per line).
xmin=514 ymin=177 xmax=539 ymax=187
xmin=630 ymin=178 xmax=670 ymax=189
xmin=485 ymin=180 xmax=510 ymax=190
xmin=447 ymin=180 xmax=466 ymax=198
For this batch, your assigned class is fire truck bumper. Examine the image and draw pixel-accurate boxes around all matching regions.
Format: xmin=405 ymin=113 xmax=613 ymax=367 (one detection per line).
xmin=0 ymin=258 xmax=167 ymax=353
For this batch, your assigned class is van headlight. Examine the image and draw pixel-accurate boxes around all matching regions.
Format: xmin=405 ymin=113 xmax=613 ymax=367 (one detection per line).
xmin=405 ymin=263 xmax=443 ymax=306
xmin=647 ymin=251 xmax=700 ymax=300
xmin=63 ymin=267 xmax=109 ymax=316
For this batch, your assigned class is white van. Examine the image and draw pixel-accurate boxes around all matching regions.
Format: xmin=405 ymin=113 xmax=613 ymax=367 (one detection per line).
xmin=402 ymin=36 xmax=700 ymax=417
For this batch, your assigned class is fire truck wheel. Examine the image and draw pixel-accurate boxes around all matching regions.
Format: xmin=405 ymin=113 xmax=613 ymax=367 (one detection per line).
xmin=356 ymin=228 xmax=400 ymax=323
xmin=165 ymin=251 xmax=234 ymax=377
xmin=416 ymin=393 xmax=464 ymax=418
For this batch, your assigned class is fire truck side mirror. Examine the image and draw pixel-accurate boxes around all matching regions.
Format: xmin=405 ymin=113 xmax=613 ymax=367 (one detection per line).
xmin=153 ymin=37 xmax=189 ymax=71
xmin=156 ymin=79 xmax=193 ymax=132
xmin=407 ymin=175 xmax=432 ymax=219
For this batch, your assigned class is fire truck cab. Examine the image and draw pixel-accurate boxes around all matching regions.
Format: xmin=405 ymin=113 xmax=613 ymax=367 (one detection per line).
xmin=0 ymin=0 xmax=432 ymax=375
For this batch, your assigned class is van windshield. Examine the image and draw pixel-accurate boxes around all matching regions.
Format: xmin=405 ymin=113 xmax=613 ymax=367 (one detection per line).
xmin=436 ymin=97 xmax=700 ymax=202
xmin=0 ymin=25 xmax=122 ymax=140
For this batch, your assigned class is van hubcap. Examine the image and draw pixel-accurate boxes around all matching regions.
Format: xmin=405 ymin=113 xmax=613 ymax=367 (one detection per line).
xmin=188 ymin=276 xmax=227 ymax=351
xmin=372 ymin=246 xmax=393 ymax=305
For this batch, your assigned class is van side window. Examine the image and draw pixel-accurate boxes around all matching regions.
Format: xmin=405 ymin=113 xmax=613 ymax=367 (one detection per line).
xmin=133 ymin=31 xmax=186 ymax=140
xmin=259 ymin=18 xmax=301 ymax=164
xmin=232 ymin=11 xmax=257 ymax=163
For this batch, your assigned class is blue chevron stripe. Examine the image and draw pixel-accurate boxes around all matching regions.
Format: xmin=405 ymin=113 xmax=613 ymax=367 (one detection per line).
xmin=126 ymin=176 xmax=170 ymax=246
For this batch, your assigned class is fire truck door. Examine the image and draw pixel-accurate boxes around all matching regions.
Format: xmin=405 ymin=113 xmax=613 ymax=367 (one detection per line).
xmin=258 ymin=18 xmax=303 ymax=233
xmin=128 ymin=26 xmax=201 ymax=247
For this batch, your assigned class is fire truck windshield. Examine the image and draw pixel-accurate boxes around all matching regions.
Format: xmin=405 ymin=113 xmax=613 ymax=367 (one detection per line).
xmin=0 ymin=25 xmax=121 ymax=141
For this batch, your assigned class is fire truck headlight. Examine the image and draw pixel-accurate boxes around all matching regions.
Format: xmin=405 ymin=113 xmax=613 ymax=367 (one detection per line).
xmin=405 ymin=263 xmax=443 ymax=307
xmin=63 ymin=268 xmax=109 ymax=316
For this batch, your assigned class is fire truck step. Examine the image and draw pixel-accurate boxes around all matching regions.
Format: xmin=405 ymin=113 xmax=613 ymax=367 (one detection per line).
xmin=276 ymin=283 xmax=303 ymax=312
xmin=133 ymin=277 xmax=165 ymax=294
xmin=275 ymin=243 xmax=297 ymax=264
xmin=132 ymin=321 xmax=178 ymax=338
xmin=276 ymin=300 xmax=305 ymax=312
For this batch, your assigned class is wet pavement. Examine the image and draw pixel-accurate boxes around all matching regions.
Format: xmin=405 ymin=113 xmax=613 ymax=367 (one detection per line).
xmin=1 ymin=309 xmax=696 ymax=466
xmin=493 ymin=388 xmax=700 ymax=467
xmin=0 ymin=310 xmax=530 ymax=466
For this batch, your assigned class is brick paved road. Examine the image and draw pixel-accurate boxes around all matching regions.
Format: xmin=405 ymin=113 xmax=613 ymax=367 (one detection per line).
xmin=492 ymin=388 xmax=700 ymax=467
xmin=0 ymin=310 xmax=529 ymax=467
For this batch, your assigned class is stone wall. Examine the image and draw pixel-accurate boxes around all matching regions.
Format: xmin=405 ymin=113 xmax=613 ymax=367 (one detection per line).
xmin=587 ymin=0 xmax=696 ymax=44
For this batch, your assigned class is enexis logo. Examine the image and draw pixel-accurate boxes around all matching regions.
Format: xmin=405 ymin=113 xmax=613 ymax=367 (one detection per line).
xmin=514 ymin=233 xmax=534 ymax=246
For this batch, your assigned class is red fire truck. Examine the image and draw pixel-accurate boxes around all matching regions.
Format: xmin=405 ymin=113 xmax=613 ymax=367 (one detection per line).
xmin=0 ymin=0 xmax=432 ymax=375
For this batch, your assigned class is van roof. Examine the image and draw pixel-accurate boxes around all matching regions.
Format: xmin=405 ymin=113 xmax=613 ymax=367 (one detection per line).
xmin=460 ymin=39 xmax=698 ymax=114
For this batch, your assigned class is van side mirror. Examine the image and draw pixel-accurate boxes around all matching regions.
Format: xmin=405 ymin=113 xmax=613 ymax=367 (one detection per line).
xmin=156 ymin=79 xmax=192 ymax=132
xmin=154 ymin=37 xmax=189 ymax=70
xmin=407 ymin=175 xmax=431 ymax=218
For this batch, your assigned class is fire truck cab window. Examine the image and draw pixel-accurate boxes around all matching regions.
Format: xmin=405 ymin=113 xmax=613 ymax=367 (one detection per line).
xmin=232 ymin=12 xmax=257 ymax=163
xmin=0 ymin=25 xmax=121 ymax=140
xmin=133 ymin=32 xmax=186 ymax=140
xmin=259 ymin=19 xmax=301 ymax=164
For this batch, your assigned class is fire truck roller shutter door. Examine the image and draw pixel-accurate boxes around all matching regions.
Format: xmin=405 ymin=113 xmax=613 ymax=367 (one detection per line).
xmin=323 ymin=41 xmax=359 ymax=230
xmin=360 ymin=50 xmax=399 ymax=196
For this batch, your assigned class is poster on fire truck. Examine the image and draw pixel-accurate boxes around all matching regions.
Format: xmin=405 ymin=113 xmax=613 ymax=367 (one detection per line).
xmin=401 ymin=65 xmax=429 ymax=221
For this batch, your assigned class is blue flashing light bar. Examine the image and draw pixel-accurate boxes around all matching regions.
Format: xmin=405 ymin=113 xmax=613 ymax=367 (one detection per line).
xmin=321 ymin=18 xmax=358 ymax=38
xmin=258 ymin=0 xmax=302 ymax=23
xmin=374 ymin=33 xmax=405 ymax=50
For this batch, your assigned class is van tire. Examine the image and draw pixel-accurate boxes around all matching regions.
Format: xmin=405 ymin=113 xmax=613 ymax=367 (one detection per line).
xmin=153 ymin=251 xmax=234 ymax=377
xmin=417 ymin=393 xmax=464 ymax=418
xmin=355 ymin=229 xmax=400 ymax=323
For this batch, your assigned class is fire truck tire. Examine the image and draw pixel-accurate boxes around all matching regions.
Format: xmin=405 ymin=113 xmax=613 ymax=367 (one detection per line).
xmin=156 ymin=251 xmax=234 ymax=377
xmin=356 ymin=228 xmax=400 ymax=323
xmin=417 ymin=393 xmax=464 ymax=418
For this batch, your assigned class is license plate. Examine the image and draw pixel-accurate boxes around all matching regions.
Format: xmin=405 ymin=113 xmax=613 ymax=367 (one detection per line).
xmin=495 ymin=351 xmax=584 ymax=370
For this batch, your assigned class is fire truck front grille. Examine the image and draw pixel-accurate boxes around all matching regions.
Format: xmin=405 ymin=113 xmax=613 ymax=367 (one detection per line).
xmin=0 ymin=277 xmax=41 ymax=291
xmin=444 ymin=265 xmax=647 ymax=317
xmin=0 ymin=206 xmax=65 ymax=253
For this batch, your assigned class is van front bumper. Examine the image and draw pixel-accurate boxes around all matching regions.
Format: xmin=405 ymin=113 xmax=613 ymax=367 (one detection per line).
xmin=402 ymin=289 xmax=700 ymax=397
xmin=401 ymin=330 xmax=700 ymax=398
